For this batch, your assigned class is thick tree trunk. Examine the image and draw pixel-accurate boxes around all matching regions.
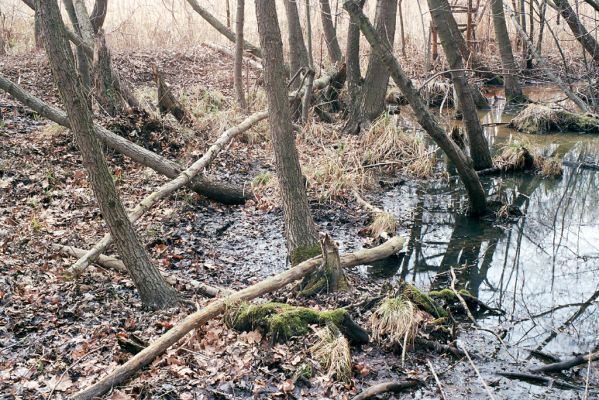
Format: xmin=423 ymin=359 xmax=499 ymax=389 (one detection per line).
xmin=361 ymin=0 xmax=397 ymax=122
xmin=345 ymin=0 xmax=364 ymax=116
xmin=185 ymin=0 xmax=262 ymax=58
xmin=491 ymin=0 xmax=525 ymax=101
xmin=343 ymin=0 xmax=487 ymax=216
xmin=553 ymin=0 xmax=599 ymax=63
xmin=283 ymin=0 xmax=309 ymax=86
xmin=234 ymin=0 xmax=247 ymax=110
xmin=319 ymin=0 xmax=343 ymax=64
xmin=427 ymin=0 xmax=493 ymax=170
xmin=71 ymin=236 xmax=405 ymax=400
xmin=255 ymin=0 xmax=320 ymax=264
xmin=36 ymin=0 xmax=178 ymax=309
xmin=90 ymin=0 xmax=108 ymax=34
xmin=63 ymin=0 xmax=92 ymax=93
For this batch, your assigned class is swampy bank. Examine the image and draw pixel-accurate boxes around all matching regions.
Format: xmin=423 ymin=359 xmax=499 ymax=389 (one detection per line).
xmin=1 ymin=49 xmax=598 ymax=399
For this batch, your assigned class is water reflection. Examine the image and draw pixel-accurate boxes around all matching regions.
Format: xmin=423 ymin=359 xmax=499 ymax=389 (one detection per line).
xmin=377 ymin=87 xmax=599 ymax=355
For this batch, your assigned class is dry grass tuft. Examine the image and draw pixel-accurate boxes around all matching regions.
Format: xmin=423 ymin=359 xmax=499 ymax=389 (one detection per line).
xmin=360 ymin=115 xmax=435 ymax=178
xmin=508 ymin=104 xmax=599 ymax=134
xmin=538 ymin=156 xmax=563 ymax=177
xmin=368 ymin=212 xmax=399 ymax=238
xmin=370 ymin=297 xmax=420 ymax=347
xmin=493 ymin=139 xmax=535 ymax=171
xmin=310 ymin=325 xmax=352 ymax=383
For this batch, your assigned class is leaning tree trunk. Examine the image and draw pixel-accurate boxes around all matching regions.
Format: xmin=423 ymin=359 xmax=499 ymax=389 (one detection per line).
xmin=343 ymin=0 xmax=487 ymax=217
xmin=361 ymin=0 xmax=397 ymax=122
xmin=319 ymin=0 xmax=343 ymax=64
xmin=90 ymin=0 xmax=108 ymax=34
xmin=283 ymin=0 xmax=309 ymax=86
xmin=63 ymin=0 xmax=92 ymax=93
xmin=427 ymin=0 xmax=493 ymax=170
xmin=234 ymin=0 xmax=247 ymax=110
xmin=36 ymin=0 xmax=178 ymax=310
xmin=553 ymin=0 xmax=599 ymax=63
xmin=490 ymin=0 xmax=526 ymax=102
xmin=93 ymin=30 xmax=125 ymax=116
xmin=255 ymin=0 xmax=319 ymax=264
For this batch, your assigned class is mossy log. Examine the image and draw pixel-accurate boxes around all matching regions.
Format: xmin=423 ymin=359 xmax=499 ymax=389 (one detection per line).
xmin=225 ymin=301 xmax=369 ymax=344
xmin=509 ymin=104 xmax=599 ymax=134
xmin=299 ymin=234 xmax=350 ymax=296
xmin=397 ymin=282 xmax=447 ymax=318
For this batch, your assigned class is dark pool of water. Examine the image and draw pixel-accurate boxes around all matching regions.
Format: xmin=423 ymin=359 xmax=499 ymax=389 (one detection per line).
xmin=368 ymin=85 xmax=599 ymax=357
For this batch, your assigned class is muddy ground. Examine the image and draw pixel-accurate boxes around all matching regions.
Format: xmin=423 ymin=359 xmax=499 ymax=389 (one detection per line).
xmin=1 ymin=46 xmax=597 ymax=399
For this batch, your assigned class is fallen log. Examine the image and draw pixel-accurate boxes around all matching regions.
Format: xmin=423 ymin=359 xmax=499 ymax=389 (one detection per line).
xmin=70 ymin=236 xmax=405 ymax=400
xmin=497 ymin=371 xmax=583 ymax=390
xmin=352 ymin=379 xmax=422 ymax=400
xmin=52 ymin=244 xmax=229 ymax=297
xmin=529 ymin=350 xmax=599 ymax=374
xmin=0 ymin=73 xmax=253 ymax=204
xmin=185 ymin=0 xmax=261 ymax=58
xmin=69 ymin=111 xmax=268 ymax=275
xmin=204 ymin=42 xmax=263 ymax=70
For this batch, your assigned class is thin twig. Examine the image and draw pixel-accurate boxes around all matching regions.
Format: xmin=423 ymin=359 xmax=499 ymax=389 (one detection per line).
xmin=458 ymin=342 xmax=497 ymax=400
xmin=427 ymin=360 xmax=448 ymax=400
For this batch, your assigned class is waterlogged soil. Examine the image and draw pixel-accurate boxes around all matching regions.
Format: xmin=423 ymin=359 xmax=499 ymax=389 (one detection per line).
xmin=1 ymin=48 xmax=598 ymax=399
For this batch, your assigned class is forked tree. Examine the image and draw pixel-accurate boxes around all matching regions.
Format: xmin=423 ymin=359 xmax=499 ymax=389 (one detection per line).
xmin=35 ymin=0 xmax=178 ymax=310
xmin=490 ymin=0 xmax=526 ymax=102
xmin=283 ymin=0 xmax=309 ymax=87
xmin=255 ymin=0 xmax=348 ymax=294
xmin=427 ymin=0 xmax=493 ymax=170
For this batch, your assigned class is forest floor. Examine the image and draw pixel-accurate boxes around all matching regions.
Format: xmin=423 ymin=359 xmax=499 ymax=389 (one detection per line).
xmin=1 ymin=45 xmax=597 ymax=399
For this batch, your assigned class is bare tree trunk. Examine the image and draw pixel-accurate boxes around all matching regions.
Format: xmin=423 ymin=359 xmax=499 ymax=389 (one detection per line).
xmin=90 ymin=0 xmax=108 ymax=34
xmin=283 ymin=0 xmax=309 ymax=85
xmin=63 ymin=0 xmax=92 ymax=93
xmin=36 ymin=0 xmax=178 ymax=309
xmin=398 ymin=0 xmax=406 ymax=56
xmin=427 ymin=0 xmax=493 ymax=170
xmin=255 ymin=0 xmax=320 ymax=264
xmin=302 ymin=0 xmax=315 ymax=123
xmin=234 ymin=0 xmax=247 ymax=110
xmin=345 ymin=0 xmax=364 ymax=122
xmin=343 ymin=0 xmax=487 ymax=216
xmin=185 ymin=0 xmax=262 ymax=58
xmin=553 ymin=0 xmax=599 ymax=63
xmin=93 ymin=30 xmax=124 ymax=116
xmin=361 ymin=0 xmax=397 ymax=122
xmin=21 ymin=0 xmax=43 ymax=48
xmin=537 ymin=0 xmax=547 ymax=54
xmin=319 ymin=0 xmax=343 ymax=64
xmin=490 ymin=0 xmax=526 ymax=101
xmin=226 ymin=0 xmax=231 ymax=28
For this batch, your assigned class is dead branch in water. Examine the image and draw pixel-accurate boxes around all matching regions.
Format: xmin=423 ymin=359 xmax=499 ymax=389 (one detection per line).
xmin=71 ymin=237 xmax=405 ymax=400
xmin=351 ymin=379 xmax=423 ymax=400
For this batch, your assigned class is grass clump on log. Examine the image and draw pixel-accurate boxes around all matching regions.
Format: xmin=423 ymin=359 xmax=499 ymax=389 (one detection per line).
xmin=310 ymin=325 xmax=352 ymax=383
xmin=508 ymin=104 xmax=599 ymax=134
xmin=370 ymin=297 xmax=421 ymax=347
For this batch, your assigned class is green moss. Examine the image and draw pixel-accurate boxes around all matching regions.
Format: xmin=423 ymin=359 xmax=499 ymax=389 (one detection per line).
xmin=225 ymin=302 xmax=349 ymax=342
xmin=400 ymin=284 xmax=447 ymax=318
xmin=429 ymin=288 xmax=472 ymax=300
xmin=290 ymin=243 xmax=321 ymax=266
xmin=293 ymin=363 xmax=313 ymax=382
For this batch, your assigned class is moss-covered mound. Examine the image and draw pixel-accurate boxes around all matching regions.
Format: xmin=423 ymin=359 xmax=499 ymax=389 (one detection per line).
xmin=508 ymin=104 xmax=599 ymax=134
xmin=224 ymin=302 xmax=368 ymax=343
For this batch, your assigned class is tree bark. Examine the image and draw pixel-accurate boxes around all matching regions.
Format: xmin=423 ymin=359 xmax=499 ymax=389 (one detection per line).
xmin=361 ymin=0 xmax=397 ymax=122
xmin=152 ymin=64 xmax=194 ymax=124
xmin=345 ymin=0 xmax=364 ymax=116
xmin=71 ymin=236 xmax=405 ymax=400
xmin=185 ymin=0 xmax=262 ymax=58
xmin=90 ymin=0 xmax=108 ymax=34
xmin=343 ymin=0 xmax=487 ymax=216
xmin=68 ymin=111 xmax=268 ymax=275
xmin=0 ymin=73 xmax=253 ymax=204
xmin=490 ymin=0 xmax=525 ymax=101
xmin=302 ymin=0 xmax=315 ymax=123
xmin=283 ymin=0 xmax=309 ymax=86
xmin=234 ymin=0 xmax=247 ymax=110
xmin=319 ymin=0 xmax=343 ymax=64
xmin=553 ymin=0 xmax=599 ymax=63
xmin=93 ymin=30 xmax=124 ymax=116
xmin=63 ymin=0 xmax=92 ymax=93
xmin=427 ymin=0 xmax=493 ymax=170
xmin=255 ymin=0 xmax=320 ymax=263
xmin=36 ymin=0 xmax=178 ymax=309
